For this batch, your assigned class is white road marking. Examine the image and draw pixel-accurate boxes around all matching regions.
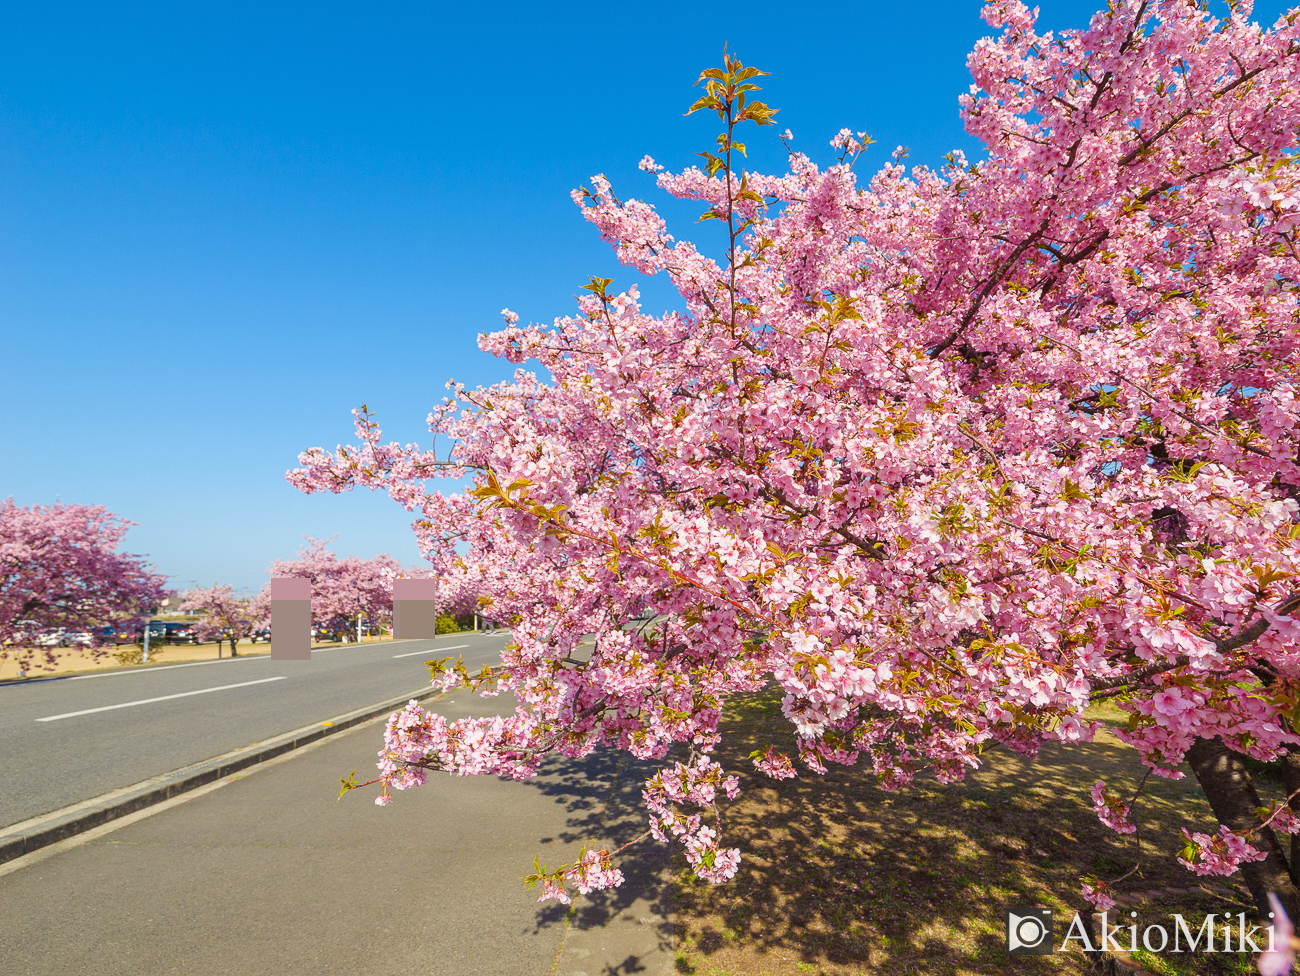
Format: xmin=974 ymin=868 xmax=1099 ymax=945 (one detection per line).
xmin=35 ymin=677 xmax=288 ymax=722
xmin=392 ymin=644 xmax=467 ymax=659
xmin=71 ymin=657 xmax=258 ymax=679
xmin=69 ymin=640 xmax=423 ymax=672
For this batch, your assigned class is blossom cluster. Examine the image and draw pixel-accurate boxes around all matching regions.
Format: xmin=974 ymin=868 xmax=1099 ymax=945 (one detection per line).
xmin=178 ymin=584 xmax=266 ymax=647
xmin=1080 ymin=878 xmax=1116 ymax=913
xmin=265 ymin=538 xmax=432 ymax=638
xmin=1178 ymin=826 xmax=1269 ymax=877
xmin=530 ymin=848 xmax=626 ymax=905
xmin=1090 ymin=781 xmax=1137 ymax=835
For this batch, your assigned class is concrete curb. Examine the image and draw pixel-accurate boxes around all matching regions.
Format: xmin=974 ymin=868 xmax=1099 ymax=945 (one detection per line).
xmin=0 ymin=685 xmax=444 ymax=866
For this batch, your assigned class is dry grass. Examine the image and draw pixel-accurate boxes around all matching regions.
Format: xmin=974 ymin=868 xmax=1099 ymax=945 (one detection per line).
xmin=0 ymin=635 xmax=398 ymax=680
xmin=0 ymin=641 xmax=232 ymax=678
xmin=671 ymin=691 xmax=1267 ymax=976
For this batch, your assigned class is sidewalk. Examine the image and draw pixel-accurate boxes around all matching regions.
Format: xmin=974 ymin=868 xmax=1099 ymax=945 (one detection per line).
xmin=0 ymin=691 xmax=674 ymax=976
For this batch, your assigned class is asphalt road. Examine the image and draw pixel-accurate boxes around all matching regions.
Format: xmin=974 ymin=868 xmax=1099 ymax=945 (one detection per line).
xmin=0 ymin=677 xmax=675 ymax=976
xmin=0 ymin=633 xmax=508 ymax=828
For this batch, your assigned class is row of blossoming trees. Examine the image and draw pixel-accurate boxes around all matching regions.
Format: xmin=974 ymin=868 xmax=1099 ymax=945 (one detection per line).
xmin=0 ymin=499 xmax=468 ymax=666
xmin=291 ymin=0 xmax=1300 ymax=922
xmin=180 ymin=539 xmax=472 ymax=650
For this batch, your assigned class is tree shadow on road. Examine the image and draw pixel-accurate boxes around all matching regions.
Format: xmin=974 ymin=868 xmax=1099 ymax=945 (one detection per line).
xmin=513 ymin=746 xmax=675 ymax=973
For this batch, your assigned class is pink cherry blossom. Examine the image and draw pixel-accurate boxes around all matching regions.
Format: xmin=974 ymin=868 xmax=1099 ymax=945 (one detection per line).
xmin=1091 ymin=781 xmax=1137 ymax=835
xmin=1179 ymin=827 xmax=1269 ymax=877
xmin=178 ymin=584 xmax=265 ymax=652
xmin=266 ymin=538 xmax=442 ymax=638
xmin=1081 ymin=879 xmax=1117 ymax=912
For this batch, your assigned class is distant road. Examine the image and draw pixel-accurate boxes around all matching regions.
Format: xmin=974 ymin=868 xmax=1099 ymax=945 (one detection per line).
xmin=0 ymin=633 xmax=508 ymax=828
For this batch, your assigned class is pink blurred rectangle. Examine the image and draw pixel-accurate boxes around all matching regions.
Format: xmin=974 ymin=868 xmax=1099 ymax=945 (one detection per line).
xmin=393 ymin=578 xmax=437 ymax=601
xmin=393 ymin=600 xmax=438 ymax=639
xmin=271 ymin=577 xmax=311 ymax=600
xmin=270 ymin=599 xmax=311 ymax=660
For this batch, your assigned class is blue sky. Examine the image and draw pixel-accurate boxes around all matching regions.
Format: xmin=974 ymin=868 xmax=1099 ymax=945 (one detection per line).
xmin=1 ymin=0 xmax=1286 ymax=592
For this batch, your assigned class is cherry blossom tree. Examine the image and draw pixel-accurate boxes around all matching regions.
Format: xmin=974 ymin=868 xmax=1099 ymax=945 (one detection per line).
xmin=267 ymin=538 xmax=425 ymax=641
xmin=0 ymin=498 xmax=168 ymax=671
xmin=292 ymin=0 xmax=1300 ymax=916
xmin=438 ymin=562 xmax=491 ymax=625
xmin=178 ymin=585 xmax=261 ymax=657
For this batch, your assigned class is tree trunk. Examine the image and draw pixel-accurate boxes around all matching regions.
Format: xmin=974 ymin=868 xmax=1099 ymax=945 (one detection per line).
xmin=1281 ymin=750 xmax=1300 ymax=887
xmin=230 ymin=634 xmax=238 ymax=657
xmin=1186 ymin=736 xmax=1300 ymax=919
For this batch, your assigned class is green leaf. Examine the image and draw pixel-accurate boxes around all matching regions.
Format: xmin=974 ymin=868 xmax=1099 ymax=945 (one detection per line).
xmin=738 ymin=101 xmax=779 ymax=126
xmin=580 ymin=276 xmax=614 ymax=299
xmin=337 ymin=767 xmax=359 ymax=801
xmin=685 ymin=94 xmax=719 ymax=116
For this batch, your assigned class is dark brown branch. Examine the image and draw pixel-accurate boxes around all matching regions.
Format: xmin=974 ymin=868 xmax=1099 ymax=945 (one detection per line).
xmin=930 ymin=218 xmax=1050 ymax=359
xmin=1091 ymin=593 xmax=1300 ymax=695
xmin=1117 ymin=65 xmax=1266 ymax=168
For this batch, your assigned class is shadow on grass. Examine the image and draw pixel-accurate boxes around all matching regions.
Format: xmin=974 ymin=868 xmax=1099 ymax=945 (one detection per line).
xmin=670 ymin=690 xmax=1261 ymax=976
xmin=504 ymin=688 xmax=1269 ymax=975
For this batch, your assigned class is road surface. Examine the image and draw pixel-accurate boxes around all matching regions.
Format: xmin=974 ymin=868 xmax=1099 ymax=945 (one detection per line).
xmin=1 ymin=633 xmax=506 ymax=827
xmin=0 ymin=661 xmax=675 ymax=976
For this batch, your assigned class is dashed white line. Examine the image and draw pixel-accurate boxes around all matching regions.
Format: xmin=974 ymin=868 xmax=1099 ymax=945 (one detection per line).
xmin=392 ymin=644 xmax=467 ymax=659
xmin=36 ymin=677 xmax=288 ymax=722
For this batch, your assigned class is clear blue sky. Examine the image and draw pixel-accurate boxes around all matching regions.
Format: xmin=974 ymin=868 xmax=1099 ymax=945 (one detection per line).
xmin=1 ymin=0 xmax=1283 ymax=592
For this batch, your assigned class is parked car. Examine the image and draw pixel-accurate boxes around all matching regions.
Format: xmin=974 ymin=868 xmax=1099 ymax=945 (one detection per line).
xmin=162 ymin=622 xmax=198 ymax=644
xmin=30 ymin=626 xmax=113 ymax=647
xmin=137 ymin=621 xmax=167 ymax=642
xmin=250 ymin=628 xmax=271 ymax=643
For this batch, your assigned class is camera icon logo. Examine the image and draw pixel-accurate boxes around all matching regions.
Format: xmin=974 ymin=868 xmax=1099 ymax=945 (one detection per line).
xmin=1006 ymin=908 xmax=1053 ymax=955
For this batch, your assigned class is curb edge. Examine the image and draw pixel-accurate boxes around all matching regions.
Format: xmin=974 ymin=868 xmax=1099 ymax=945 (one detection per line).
xmin=0 ymin=685 xmax=442 ymax=865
